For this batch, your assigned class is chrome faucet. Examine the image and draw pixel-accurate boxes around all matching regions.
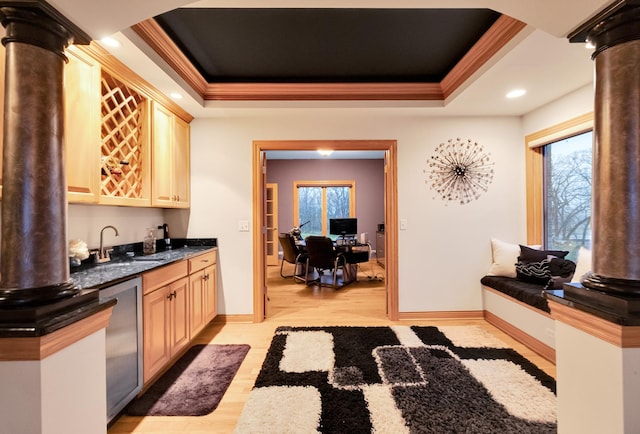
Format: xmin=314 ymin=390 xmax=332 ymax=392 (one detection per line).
xmin=98 ymin=225 xmax=119 ymax=263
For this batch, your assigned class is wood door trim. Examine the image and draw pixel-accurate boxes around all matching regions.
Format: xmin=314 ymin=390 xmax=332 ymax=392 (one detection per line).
xmin=252 ymin=140 xmax=398 ymax=322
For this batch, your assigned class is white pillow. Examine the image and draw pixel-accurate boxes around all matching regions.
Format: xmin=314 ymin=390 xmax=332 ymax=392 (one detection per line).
xmin=571 ymin=246 xmax=592 ymax=283
xmin=487 ymin=238 xmax=540 ymax=278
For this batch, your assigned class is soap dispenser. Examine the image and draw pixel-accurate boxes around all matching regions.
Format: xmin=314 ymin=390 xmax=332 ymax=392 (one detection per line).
xmin=143 ymin=227 xmax=156 ymax=255
xmin=159 ymin=223 xmax=171 ymax=250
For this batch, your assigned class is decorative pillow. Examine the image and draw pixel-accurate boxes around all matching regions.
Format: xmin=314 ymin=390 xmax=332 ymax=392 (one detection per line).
xmin=515 ymin=259 xmax=552 ymax=285
xmin=487 ymin=238 xmax=541 ymax=278
xmin=546 ymin=257 xmax=577 ymax=289
xmin=518 ymin=245 xmax=569 ymax=262
xmin=571 ymin=247 xmax=592 ymax=283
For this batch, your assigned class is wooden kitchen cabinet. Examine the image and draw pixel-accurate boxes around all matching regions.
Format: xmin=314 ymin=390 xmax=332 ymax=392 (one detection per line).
xmin=151 ymin=101 xmax=190 ymax=208
xmin=0 ymin=43 xmax=101 ymax=202
xmin=65 ymin=46 xmax=101 ymax=203
xmin=142 ymin=261 xmax=189 ymax=384
xmin=188 ymin=250 xmax=217 ymax=338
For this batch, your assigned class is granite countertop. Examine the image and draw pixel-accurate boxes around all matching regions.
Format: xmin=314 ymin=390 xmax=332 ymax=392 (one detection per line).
xmin=70 ymin=239 xmax=217 ymax=290
xmin=0 ymin=239 xmax=217 ymax=338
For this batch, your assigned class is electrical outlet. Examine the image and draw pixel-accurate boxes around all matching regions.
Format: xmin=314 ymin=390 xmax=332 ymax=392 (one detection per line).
xmin=238 ymin=220 xmax=249 ymax=232
xmin=400 ymin=219 xmax=408 ymax=230
xmin=545 ymin=327 xmax=555 ymax=339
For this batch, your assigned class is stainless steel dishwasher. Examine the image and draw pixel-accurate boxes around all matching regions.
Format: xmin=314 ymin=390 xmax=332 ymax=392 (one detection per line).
xmin=100 ymin=277 xmax=143 ymax=423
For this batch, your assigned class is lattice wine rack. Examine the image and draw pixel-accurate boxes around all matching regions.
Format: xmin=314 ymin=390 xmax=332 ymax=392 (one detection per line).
xmin=100 ymin=71 xmax=147 ymax=199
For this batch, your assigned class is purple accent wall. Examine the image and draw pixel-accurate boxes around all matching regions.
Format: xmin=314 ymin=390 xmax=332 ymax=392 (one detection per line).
xmin=267 ymin=159 xmax=384 ymax=251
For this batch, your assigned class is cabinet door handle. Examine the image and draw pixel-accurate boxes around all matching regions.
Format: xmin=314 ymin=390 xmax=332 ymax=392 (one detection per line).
xmin=167 ymin=293 xmax=173 ymax=301
xmin=203 ymin=274 xmax=209 ymax=281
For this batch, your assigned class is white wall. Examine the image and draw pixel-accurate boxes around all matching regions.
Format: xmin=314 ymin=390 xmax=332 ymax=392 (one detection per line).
xmin=62 ymin=84 xmax=594 ymax=317
xmin=185 ymin=109 xmax=527 ymax=315
xmin=67 ymin=204 xmax=166 ymax=251
xmin=523 ymin=83 xmax=594 ymax=136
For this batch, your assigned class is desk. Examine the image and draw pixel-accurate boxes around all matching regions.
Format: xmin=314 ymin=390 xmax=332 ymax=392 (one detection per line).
xmin=297 ymin=238 xmax=371 ymax=287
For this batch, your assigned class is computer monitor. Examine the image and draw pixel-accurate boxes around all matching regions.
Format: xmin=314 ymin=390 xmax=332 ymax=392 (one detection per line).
xmin=329 ymin=218 xmax=357 ymax=236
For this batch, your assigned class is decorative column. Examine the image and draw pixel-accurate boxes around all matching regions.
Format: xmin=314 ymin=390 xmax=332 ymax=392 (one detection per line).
xmin=0 ymin=3 xmax=89 ymax=306
xmin=574 ymin=2 xmax=640 ymax=295
xmin=545 ymin=3 xmax=640 ymax=433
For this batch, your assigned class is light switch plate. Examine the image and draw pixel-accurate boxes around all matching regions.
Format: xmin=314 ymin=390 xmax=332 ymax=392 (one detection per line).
xmin=400 ymin=219 xmax=408 ymax=230
xmin=238 ymin=220 xmax=249 ymax=232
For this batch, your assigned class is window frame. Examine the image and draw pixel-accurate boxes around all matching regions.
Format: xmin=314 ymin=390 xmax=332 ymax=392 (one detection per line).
xmin=293 ymin=179 xmax=356 ymax=236
xmin=525 ymin=112 xmax=593 ymax=246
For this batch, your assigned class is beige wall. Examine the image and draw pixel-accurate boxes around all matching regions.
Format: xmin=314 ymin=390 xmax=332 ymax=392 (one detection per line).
xmin=182 ymin=110 xmax=526 ymax=315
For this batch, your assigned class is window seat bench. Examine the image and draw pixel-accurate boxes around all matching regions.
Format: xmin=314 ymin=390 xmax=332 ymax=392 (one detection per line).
xmin=480 ymin=275 xmax=556 ymax=363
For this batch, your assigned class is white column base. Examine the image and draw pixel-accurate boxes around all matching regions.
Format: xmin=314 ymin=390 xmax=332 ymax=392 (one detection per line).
xmin=0 ymin=329 xmax=107 ymax=434
xmin=555 ymin=319 xmax=640 ymax=434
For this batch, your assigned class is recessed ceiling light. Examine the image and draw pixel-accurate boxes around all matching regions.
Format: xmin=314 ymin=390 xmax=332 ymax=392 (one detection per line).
xmin=170 ymin=92 xmax=183 ymax=100
xmin=100 ymin=37 xmax=120 ymax=48
xmin=506 ymin=89 xmax=526 ymax=99
xmin=317 ymin=149 xmax=333 ymax=157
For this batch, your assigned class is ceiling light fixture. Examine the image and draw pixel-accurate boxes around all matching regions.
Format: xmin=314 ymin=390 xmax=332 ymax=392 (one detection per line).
xmin=506 ymin=89 xmax=526 ymax=99
xmin=317 ymin=149 xmax=333 ymax=157
xmin=100 ymin=37 xmax=120 ymax=48
xmin=585 ymin=40 xmax=595 ymax=49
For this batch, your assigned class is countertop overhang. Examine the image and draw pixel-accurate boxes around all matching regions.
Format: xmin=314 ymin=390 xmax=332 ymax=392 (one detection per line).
xmin=0 ymin=239 xmax=217 ymax=338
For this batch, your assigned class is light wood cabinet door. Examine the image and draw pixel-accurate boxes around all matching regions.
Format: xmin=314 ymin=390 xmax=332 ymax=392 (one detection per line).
xmin=151 ymin=102 xmax=173 ymax=207
xmin=65 ymin=47 xmax=101 ymax=203
xmin=173 ymin=116 xmax=190 ymax=208
xmin=203 ymin=264 xmax=217 ymax=323
xmin=188 ymin=251 xmax=217 ymax=337
xmin=169 ymin=277 xmax=190 ymax=357
xmin=151 ymin=102 xmax=190 ymax=208
xmin=188 ymin=269 xmax=206 ymax=338
xmin=142 ymin=275 xmax=189 ymax=383
xmin=143 ymin=285 xmax=171 ymax=383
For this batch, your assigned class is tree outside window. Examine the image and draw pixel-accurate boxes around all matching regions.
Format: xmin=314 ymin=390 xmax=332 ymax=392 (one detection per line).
xmin=543 ymin=131 xmax=592 ymax=260
xmin=294 ymin=181 xmax=355 ymax=239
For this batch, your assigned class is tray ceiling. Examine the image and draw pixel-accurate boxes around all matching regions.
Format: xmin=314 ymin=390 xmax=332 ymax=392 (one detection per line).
xmin=133 ymin=7 xmax=525 ymax=101
xmin=153 ymin=8 xmax=500 ymax=84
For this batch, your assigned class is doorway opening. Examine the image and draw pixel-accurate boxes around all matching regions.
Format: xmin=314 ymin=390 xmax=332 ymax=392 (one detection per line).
xmin=252 ymin=140 xmax=398 ymax=322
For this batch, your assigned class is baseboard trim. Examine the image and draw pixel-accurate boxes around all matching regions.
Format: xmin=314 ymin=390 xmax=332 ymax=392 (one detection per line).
xmin=397 ymin=310 xmax=484 ymax=320
xmin=212 ymin=314 xmax=255 ymax=324
xmin=484 ymin=310 xmax=556 ymax=363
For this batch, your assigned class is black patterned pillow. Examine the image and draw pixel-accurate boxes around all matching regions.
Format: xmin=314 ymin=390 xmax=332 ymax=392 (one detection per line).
xmin=515 ymin=259 xmax=551 ymax=285
xmin=545 ymin=258 xmax=577 ymax=289
xmin=519 ymin=245 xmax=569 ymax=262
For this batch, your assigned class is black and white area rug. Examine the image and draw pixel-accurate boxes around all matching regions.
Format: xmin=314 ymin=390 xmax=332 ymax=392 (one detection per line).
xmin=235 ymin=326 xmax=556 ymax=433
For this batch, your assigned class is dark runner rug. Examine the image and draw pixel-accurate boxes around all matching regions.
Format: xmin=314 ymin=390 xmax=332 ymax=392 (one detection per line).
xmin=235 ymin=326 xmax=556 ymax=433
xmin=127 ymin=344 xmax=250 ymax=416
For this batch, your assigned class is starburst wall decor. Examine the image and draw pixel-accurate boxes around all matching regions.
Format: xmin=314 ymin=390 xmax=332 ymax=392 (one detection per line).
xmin=424 ymin=138 xmax=494 ymax=205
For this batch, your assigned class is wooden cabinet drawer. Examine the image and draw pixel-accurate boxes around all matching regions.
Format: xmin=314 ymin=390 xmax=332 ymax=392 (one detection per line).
xmin=142 ymin=260 xmax=188 ymax=295
xmin=188 ymin=250 xmax=217 ymax=274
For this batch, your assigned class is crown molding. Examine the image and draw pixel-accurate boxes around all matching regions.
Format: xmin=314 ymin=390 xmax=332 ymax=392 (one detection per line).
xmin=131 ymin=13 xmax=525 ymax=102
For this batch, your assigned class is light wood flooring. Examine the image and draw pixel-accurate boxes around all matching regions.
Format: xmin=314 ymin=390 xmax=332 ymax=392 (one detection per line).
xmin=108 ymin=260 xmax=555 ymax=434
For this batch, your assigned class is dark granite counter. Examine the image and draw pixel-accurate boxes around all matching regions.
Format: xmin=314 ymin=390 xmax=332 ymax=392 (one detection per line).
xmin=545 ymin=284 xmax=640 ymax=326
xmin=0 ymin=238 xmax=217 ymax=338
xmin=71 ymin=242 xmax=217 ymax=290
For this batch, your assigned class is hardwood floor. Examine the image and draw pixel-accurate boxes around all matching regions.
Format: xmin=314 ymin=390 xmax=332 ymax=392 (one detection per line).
xmin=108 ymin=260 xmax=555 ymax=434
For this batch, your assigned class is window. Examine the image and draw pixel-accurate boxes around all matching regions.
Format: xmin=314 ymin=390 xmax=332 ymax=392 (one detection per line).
xmin=543 ymin=131 xmax=592 ymax=260
xmin=525 ymin=113 xmax=593 ymax=261
xmin=293 ymin=180 xmax=355 ymax=239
